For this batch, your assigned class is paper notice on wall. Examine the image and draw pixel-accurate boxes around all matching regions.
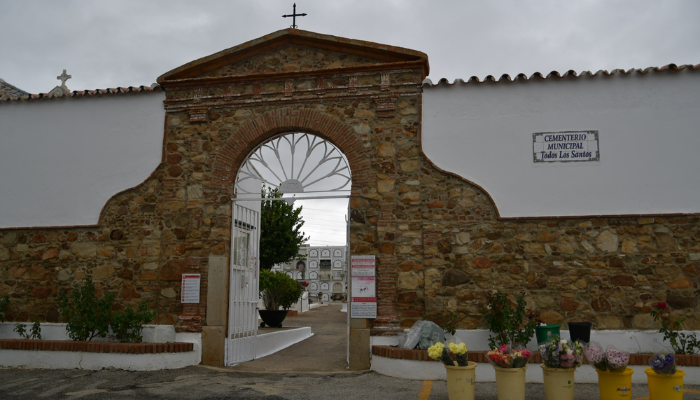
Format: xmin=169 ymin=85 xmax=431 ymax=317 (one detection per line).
xmin=351 ymin=276 xmax=376 ymax=302
xmin=181 ymin=274 xmax=201 ymax=304
xmin=351 ymin=255 xmax=375 ymax=276
xmin=351 ymin=302 xmax=377 ymax=319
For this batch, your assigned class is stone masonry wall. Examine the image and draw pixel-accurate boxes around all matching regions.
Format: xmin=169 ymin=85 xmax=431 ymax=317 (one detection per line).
xmin=0 ymin=170 xmax=186 ymax=325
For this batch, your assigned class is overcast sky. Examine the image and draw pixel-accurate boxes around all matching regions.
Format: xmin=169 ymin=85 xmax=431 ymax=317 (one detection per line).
xmin=2 ymin=0 xmax=698 ymax=246
xmin=2 ymin=0 xmax=698 ymax=94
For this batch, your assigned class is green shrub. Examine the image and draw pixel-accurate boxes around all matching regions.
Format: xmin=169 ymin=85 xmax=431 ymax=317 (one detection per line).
xmin=259 ymin=270 xmax=303 ymax=310
xmin=0 ymin=295 xmax=9 ymax=323
xmin=58 ymin=273 xmax=114 ymax=341
xmin=109 ymin=302 xmax=155 ymax=343
xmin=14 ymin=321 xmax=42 ymax=340
xmin=482 ymin=290 xmax=536 ymax=349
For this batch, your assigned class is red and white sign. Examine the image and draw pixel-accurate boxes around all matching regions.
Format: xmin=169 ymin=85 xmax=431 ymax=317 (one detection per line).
xmin=351 ymin=276 xmax=376 ymax=302
xmin=351 ymin=255 xmax=375 ymax=276
xmin=351 ymin=256 xmax=377 ymax=318
xmin=181 ymin=274 xmax=201 ymax=304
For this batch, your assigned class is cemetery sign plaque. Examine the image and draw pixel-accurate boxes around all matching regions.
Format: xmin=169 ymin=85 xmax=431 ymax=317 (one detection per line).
xmin=533 ymin=130 xmax=600 ymax=163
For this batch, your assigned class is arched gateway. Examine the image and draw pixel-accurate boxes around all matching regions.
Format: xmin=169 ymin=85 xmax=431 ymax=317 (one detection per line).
xmin=157 ymin=28 xmax=429 ymax=368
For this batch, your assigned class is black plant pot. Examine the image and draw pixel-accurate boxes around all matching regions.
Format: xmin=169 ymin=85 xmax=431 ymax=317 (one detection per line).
xmin=259 ymin=310 xmax=288 ymax=328
xmin=568 ymin=322 xmax=592 ymax=343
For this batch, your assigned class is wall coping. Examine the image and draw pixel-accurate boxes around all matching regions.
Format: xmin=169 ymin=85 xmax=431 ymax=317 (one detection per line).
xmin=371 ymin=345 xmax=700 ymax=367
xmin=0 ymin=339 xmax=193 ymax=354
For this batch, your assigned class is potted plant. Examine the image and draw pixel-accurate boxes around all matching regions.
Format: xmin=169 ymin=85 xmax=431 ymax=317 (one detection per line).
xmin=586 ymin=342 xmax=633 ymax=400
xmin=567 ymin=320 xmax=592 ymax=343
xmin=646 ymin=353 xmax=685 ymax=400
xmin=487 ymin=344 xmax=532 ymax=400
xmin=539 ymin=336 xmax=584 ymax=400
xmin=482 ymin=291 xmax=537 ymax=349
xmin=650 ymin=302 xmax=699 ymax=354
xmin=428 ymin=341 xmax=476 ymax=400
xmin=258 ymin=270 xmax=303 ymax=328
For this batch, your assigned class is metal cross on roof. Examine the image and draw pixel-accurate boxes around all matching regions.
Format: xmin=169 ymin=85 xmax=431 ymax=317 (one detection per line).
xmin=282 ymin=3 xmax=306 ymax=29
xmin=57 ymin=69 xmax=71 ymax=87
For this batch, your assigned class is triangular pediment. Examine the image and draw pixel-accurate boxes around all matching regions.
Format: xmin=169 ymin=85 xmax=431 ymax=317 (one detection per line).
xmin=157 ymin=29 xmax=428 ymax=85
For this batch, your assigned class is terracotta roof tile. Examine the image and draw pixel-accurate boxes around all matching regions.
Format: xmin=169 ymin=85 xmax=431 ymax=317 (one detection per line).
xmin=422 ymin=63 xmax=700 ymax=87
xmin=0 ymin=83 xmax=162 ymax=102
xmin=0 ymin=78 xmax=30 ymax=98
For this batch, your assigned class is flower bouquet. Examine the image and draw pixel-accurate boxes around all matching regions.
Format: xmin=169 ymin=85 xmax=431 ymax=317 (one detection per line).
xmin=585 ymin=342 xmax=630 ymax=372
xmin=487 ymin=344 xmax=532 ymax=369
xmin=539 ymin=337 xmax=583 ymax=400
xmin=427 ymin=341 xmax=469 ymax=366
xmin=539 ymin=337 xmax=584 ymax=369
xmin=648 ymin=353 xmax=676 ymax=375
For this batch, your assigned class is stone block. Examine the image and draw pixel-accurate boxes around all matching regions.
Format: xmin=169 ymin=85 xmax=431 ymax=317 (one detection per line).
xmin=350 ymin=318 xmax=368 ymax=329
xmin=596 ymin=230 xmax=619 ymax=252
xmin=206 ymin=255 xmax=229 ymax=326
xmin=349 ymin=328 xmax=370 ymax=370
xmin=201 ymin=326 xmax=226 ymax=367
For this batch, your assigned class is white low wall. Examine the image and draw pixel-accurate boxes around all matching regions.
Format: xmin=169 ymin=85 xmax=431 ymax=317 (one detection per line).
xmin=255 ymin=327 xmax=313 ymax=359
xmin=0 ymin=323 xmax=202 ymax=370
xmin=370 ymin=355 xmax=700 ymax=384
xmin=0 ymin=347 xmax=199 ymax=371
xmin=372 ymin=328 xmax=697 ymax=353
xmin=0 ymin=322 xmax=177 ymax=344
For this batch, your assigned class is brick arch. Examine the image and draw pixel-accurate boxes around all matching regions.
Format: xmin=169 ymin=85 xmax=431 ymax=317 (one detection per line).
xmin=208 ymin=107 xmax=370 ymax=193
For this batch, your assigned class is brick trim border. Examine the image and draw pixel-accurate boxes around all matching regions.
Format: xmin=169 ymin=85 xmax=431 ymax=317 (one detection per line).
xmin=371 ymin=345 xmax=700 ymax=366
xmin=0 ymin=339 xmax=194 ymax=354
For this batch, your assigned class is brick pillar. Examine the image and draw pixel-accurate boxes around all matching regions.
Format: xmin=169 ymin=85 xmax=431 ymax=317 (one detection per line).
xmin=374 ymin=201 xmax=400 ymax=334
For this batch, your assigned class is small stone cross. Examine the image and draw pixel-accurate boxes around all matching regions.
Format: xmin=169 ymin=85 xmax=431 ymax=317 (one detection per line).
xmin=57 ymin=69 xmax=72 ymax=87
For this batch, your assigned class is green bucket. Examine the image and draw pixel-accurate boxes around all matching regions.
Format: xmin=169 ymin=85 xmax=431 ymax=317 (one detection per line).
xmin=535 ymin=324 xmax=561 ymax=343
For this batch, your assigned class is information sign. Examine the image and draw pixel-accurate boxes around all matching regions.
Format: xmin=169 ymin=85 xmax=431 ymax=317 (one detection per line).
xmin=351 ymin=255 xmax=375 ymax=276
xmin=181 ymin=274 xmax=201 ymax=304
xmin=350 ymin=255 xmax=377 ymax=318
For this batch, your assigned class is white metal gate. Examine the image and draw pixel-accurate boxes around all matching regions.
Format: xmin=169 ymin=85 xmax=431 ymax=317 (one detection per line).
xmin=226 ymin=202 xmax=261 ymax=366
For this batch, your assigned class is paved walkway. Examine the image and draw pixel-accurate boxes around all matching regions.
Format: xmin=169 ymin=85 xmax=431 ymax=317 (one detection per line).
xmin=2 ymin=366 xmax=699 ymax=399
xmin=230 ymin=304 xmax=348 ymax=373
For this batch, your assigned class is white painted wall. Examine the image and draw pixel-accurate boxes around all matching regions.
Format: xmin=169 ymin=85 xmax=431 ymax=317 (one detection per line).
xmin=0 ymin=92 xmax=165 ymax=228
xmin=0 ymin=322 xmax=176 ymax=343
xmin=374 ymin=328 xmax=697 ymax=354
xmin=423 ymin=70 xmax=700 ymax=217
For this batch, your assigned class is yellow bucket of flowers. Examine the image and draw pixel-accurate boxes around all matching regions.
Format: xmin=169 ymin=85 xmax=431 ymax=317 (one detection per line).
xmin=646 ymin=353 xmax=685 ymax=400
xmin=487 ymin=345 xmax=531 ymax=400
xmin=428 ymin=341 xmax=476 ymax=400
